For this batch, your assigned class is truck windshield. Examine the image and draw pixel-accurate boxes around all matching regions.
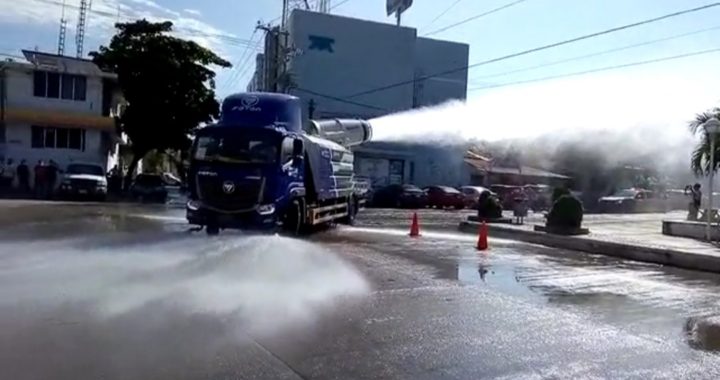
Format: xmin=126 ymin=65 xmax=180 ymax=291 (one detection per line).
xmin=193 ymin=134 xmax=279 ymax=164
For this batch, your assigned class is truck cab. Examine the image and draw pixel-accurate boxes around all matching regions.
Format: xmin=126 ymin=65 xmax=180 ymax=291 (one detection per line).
xmin=186 ymin=92 xmax=372 ymax=235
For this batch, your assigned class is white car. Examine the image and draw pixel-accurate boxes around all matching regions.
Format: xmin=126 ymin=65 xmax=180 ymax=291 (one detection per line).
xmin=59 ymin=163 xmax=108 ymax=200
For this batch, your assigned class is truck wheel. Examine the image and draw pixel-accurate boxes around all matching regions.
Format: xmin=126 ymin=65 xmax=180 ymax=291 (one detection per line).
xmin=284 ymin=199 xmax=304 ymax=235
xmin=206 ymin=223 xmax=220 ymax=236
xmin=340 ymin=198 xmax=357 ymax=225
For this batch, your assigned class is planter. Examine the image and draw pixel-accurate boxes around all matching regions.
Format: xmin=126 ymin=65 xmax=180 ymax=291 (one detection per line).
xmin=534 ymin=224 xmax=590 ymax=235
xmin=467 ymin=215 xmax=513 ymax=224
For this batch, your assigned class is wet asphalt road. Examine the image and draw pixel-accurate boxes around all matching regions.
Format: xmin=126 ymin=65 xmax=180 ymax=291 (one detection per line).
xmin=3 ymin=202 xmax=720 ymax=379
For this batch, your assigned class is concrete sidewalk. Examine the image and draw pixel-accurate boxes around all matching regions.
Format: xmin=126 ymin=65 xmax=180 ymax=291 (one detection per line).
xmin=460 ymin=211 xmax=720 ymax=273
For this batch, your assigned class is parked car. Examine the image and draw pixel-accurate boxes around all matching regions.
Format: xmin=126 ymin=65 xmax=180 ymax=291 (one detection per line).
xmin=58 ymin=163 xmax=107 ymax=201
xmin=371 ymin=184 xmax=428 ymax=209
xmin=459 ymin=186 xmax=495 ymax=209
xmin=130 ymin=174 xmax=168 ymax=203
xmin=524 ymin=184 xmax=552 ymax=211
xmin=490 ymin=184 xmax=523 ymax=209
xmin=598 ymin=188 xmax=667 ymax=213
xmin=424 ymin=186 xmax=465 ymax=209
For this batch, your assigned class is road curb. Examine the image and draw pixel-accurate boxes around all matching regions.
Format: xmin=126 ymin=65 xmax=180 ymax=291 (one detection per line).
xmin=458 ymin=221 xmax=720 ymax=274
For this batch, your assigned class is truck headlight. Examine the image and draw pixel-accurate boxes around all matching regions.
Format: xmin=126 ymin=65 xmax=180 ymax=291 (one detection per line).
xmin=186 ymin=200 xmax=200 ymax=211
xmin=257 ymin=204 xmax=275 ymax=215
xmin=62 ymin=179 xmax=72 ymax=186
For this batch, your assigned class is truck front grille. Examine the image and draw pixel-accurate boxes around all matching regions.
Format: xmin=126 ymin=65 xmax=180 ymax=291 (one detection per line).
xmin=197 ymin=176 xmax=264 ymax=211
xmin=71 ymin=179 xmax=98 ymax=189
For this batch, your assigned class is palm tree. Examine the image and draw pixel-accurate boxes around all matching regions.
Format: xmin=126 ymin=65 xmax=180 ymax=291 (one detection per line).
xmin=689 ymin=107 xmax=720 ymax=176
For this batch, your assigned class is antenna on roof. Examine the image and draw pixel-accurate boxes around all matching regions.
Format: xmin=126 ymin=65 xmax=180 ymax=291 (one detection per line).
xmin=76 ymin=0 xmax=92 ymax=58
xmin=57 ymin=0 xmax=68 ymax=55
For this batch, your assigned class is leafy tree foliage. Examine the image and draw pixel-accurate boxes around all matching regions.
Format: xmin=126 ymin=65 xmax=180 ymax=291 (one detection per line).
xmin=688 ymin=107 xmax=720 ymax=176
xmin=90 ymin=20 xmax=231 ymax=183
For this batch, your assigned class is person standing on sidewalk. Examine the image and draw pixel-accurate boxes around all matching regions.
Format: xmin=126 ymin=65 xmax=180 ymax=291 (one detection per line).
xmin=16 ymin=160 xmax=29 ymax=194
xmin=46 ymin=160 xmax=60 ymax=199
xmin=34 ymin=160 xmax=46 ymax=199
xmin=686 ymin=183 xmax=702 ymax=221
xmin=1 ymin=159 xmax=16 ymax=194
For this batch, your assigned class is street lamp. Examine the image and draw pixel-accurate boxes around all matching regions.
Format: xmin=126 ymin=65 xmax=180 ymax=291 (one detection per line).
xmin=704 ymin=117 xmax=720 ymax=241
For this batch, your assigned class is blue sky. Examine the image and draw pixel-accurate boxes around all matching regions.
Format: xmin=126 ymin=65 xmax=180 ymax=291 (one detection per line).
xmin=3 ymin=0 xmax=720 ymax=112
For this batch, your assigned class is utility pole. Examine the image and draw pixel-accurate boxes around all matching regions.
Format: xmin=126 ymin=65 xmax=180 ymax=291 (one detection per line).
xmin=308 ymin=99 xmax=316 ymax=119
xmin=257 ymin=0 xmax=304 ymax=94
xmin=318 ymin=0 xmax=331 ymax=13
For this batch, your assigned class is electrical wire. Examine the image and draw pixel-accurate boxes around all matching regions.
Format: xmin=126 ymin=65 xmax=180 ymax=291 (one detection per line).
xmin=31 ymin=0 xmax=253 ymax=48
xmin=221 ymin=36 xmax=264 ymax=93
xmin=469 ymin=24 xmax=720 ymax=82
xmin=329 ymin=0 xmax=354 ymax=12
xmin=468 ymin=47 xmax=720 ymax=92
xmin=420 ymin=0 xmax=465 ymax=31
xmin=293 ymin=88 xmax=387 ymax=111
xmin=220 ymin=30 xmax=259 ymax=91
xmin=423 ymin=0 xmax=529 ymax=37
xmin=345 ymin=2 xmax=720 ymax=99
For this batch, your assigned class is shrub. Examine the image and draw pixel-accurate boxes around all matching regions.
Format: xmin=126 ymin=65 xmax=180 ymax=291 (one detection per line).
xmin=552 ymin=187 xmax=571 ymax=204
xmin=547 ymin=194 xmax=583 ymax=228
xmin=477 ymin=191 xmax=503 ymax=219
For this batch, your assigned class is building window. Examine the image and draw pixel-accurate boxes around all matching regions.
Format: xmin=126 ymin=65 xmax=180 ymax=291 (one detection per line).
xmin=47 ymin=72 xmax=60 ymax=98
xmin=33 ymin=71 xmax=46 ymax=97
xmin=33 ymin=71 xmax=87 ymax=101
xmin=56 ymin=128 xmax=69 ymax=149
xmin=31 ymin=126 xmax=85 ymax=151
xmin=61 ymin=74 xmax=74 ymax=99
xmin=74 ymin=75 xmax=86 ymax=101
xmin=31 ymin=126 xmax=44 ymax=148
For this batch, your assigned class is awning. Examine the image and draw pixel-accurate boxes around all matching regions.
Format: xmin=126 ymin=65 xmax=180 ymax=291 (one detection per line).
xmin=4 ymin=107 xmax=116 ymax=132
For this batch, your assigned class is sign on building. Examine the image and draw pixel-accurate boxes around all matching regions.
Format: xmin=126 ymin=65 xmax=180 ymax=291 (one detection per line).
xmin=386 ymin=0 xmax=413 ymax=16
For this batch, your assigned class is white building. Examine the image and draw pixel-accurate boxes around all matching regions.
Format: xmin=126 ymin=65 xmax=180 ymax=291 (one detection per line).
xmin=251 ymin=9 xmax=469 ymax=119
xmin=278 ymin=9 xmax=469 ymax=187
xmin=0 ymin=50 xmax=122 ymax=173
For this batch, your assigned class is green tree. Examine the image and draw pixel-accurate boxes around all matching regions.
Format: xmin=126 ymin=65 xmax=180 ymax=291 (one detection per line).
xmin=90 ymin=20 xmax=231 ymax=186
xmin=688 ymin=107 xmax=720 ymax=175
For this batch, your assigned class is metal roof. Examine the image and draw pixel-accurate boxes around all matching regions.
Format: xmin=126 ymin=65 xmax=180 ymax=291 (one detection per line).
xmin=464 ymin=159 xmax=570 ymax=179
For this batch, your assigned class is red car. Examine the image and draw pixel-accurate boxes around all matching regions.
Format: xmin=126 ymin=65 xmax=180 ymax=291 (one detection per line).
xmin=423 ymin=186 xmax=466 ymax=209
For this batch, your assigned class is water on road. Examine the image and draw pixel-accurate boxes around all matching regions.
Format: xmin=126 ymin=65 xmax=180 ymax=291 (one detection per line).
xmin=1 ymin=202 xmax=720 ymax=379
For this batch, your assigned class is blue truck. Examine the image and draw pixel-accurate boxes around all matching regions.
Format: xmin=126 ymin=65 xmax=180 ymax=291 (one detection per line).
xmin=186 ymin=92 xmax=373 ymax=235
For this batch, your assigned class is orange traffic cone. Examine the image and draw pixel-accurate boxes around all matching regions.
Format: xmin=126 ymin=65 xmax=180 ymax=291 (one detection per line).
xmin=476 ymin=221 xmax=488 ymax=250
xmin=409 ymin=212 xmax=421 ymax=237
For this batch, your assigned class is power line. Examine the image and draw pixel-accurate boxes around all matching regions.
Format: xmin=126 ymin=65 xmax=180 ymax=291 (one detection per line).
xmin=346 ymin=2 xmax=720 ymax=99
xmin=420 ymin=0 xmax=465 ymax=31
xmin=468 ymin=47 xmax=720 ymax=91
xmin=220 ymin=30 xmax=259 ymax=90
xmin=293 ymin=87 xmax=387 ymax=111
xmin=31 ymin=0 xmax=251 ymax=47
xmin=423 ymin=0 xmax=529 ymax=37
xmin=329 ymin=0 xmax=353 ymax=12
xmin=470 ymin=24 xmax=720 ymax=82
xmin=222 ymin=35 xmax=264 ymax=92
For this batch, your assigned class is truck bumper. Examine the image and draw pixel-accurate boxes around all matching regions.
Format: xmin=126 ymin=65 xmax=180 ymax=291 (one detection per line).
xmin=186 ymin=201 xmax=279 ymax=230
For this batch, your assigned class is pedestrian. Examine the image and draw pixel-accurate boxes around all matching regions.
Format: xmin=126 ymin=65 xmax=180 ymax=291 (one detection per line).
xmin=16 ymin=160 xmax=29 ymax=194
xmin=686 ymin=183 xmax=702 ymax=221
xmin=34 ymin=160 xmax=45 ymax=199
xmin=1 ymin=158 xmax=16 ymax=194
xmin=46 ymin=160 xmax=60 ymax=199
xmin=513 ymin=192 xmax=529 ymax=225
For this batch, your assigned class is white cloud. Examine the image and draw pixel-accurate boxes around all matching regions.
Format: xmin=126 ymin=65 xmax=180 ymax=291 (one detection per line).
xmin=183 ymin=9 xmax=202 ymax=17
xmin=0 ymin=0 xmax=237 ymax=59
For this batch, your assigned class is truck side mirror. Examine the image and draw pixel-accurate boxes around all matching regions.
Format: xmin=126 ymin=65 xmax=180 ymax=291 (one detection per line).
xmin=293 ymin=139 xmax=304 ymax=157
xmin=292 ymin=139 xmax=304 ymax=166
